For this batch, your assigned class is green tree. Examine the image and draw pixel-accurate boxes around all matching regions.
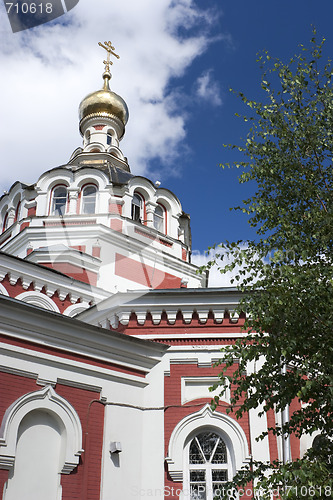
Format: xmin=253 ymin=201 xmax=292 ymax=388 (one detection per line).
xmin=205 ymin=33 xmax=333 ymax=499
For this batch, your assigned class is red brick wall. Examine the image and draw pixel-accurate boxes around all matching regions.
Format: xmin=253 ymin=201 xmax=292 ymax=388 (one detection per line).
xmin=110 ymin=219 xmax=123 ymax=232
xmin=266 ymin=408 xmax=279 ymax=462
xmin=40 ymin=262 xmax=97 ymax=286
xmin=27 ymin=206 xmax=36 ymax=217
xmin=0 ymin=276 xmax=74 ymax=313
xmin=108 ymin=202 xmax=123 ymax=215
xmin=164 ymin=363 xmax=252 ymax=500
xmin=289 ymin=398 xmax=301 ymax=460
xmin=0 ymin=372 xmax=105 ymax=500
xmin=115 ymin=253 xmax=181 ymax=289
xmin=56 ymin=384 xmax=105 ymax=500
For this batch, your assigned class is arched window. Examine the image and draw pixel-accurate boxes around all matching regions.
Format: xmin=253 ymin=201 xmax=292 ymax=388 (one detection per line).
xmin=2 ymin=211 xmax=8 ymax=233
xmin=14 ymin=201 xmax=21 ymax=223
xmin=187 ymin=431 xmax=230 ymax=499
xmin=82 ymin=185 xmax=97 ymax=214
xmin=131 ymin=193 xmax=143 ymax=222
xmin=166 ymin=405 xmax=250 ymax=487
xmin=51 ymin=186 xmax=67 ymax=216
xmin=153 ymin=205 xmax=165 ymax=233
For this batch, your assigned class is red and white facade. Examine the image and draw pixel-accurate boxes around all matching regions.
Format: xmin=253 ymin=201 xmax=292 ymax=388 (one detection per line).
xmin=0 ymin=67 xmax=305 ymax=500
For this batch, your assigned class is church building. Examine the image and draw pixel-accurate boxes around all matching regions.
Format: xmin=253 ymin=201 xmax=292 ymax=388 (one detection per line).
xmin=0 ymin=43 xmax=300 ymax=500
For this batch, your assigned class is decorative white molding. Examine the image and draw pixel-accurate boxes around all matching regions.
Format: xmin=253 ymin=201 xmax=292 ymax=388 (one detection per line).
xmin=165 ymin=404 xmax=250 ymax=482
xmin=0 ymin=254 xmax=109 ymax=307
xmin=136 ymin=311 xmax=147 ymax=325
xmin=79 ymin=289 xmax=243 ymax=328
xmin=181 ymin=377 xmax=230 ymax=405
xmin=69 ymin=292 xmax=80 ymax=304
xmin=228 ymin=309 xmax=239 ymax=323
xmin=45 ymin=285 xmax=58 ymax=298
xmin=108 ymin=313 xmax=119 ymax=329
xmin=63 ymin=302 xmax=90 ymax=317
xmin=118 ymin=311 xmax=131 ymax=325
xmin=21 ymin=278 xmax=32 ymax=290
xmin=36 ymin=377 xmax=57 ymax=387
xmin=0 ymin=366 xmax=37 ymax=380
xmin=15 ymin=291 xmax=60 ymax=313
xmin=197 ymin=310 xmax=209 ymax=324
xmin=58 ymin=290 xmax=68 ymax=301
xmin=214 ymin=311 xmax=224 ymax=323
xmin=182 ymin=310 xmax=193 ymax=324
xmin=8 ymin=273 xmax=19 ymax=286
xmin=151 ymin=311 xmax=162 ymax=325
xmin=166 ymin=310 xmax=177 ymax=324
xmin=0 ymin=283 xmax=9 ymax=296
xmin=0 ymin=385 xmax=84 ymax=474
xmin=32 ymin=280 xmax=43 ymax=293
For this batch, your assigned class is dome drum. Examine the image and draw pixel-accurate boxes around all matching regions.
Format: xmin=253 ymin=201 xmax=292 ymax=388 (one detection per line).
xmin=79 ymin=112 xmax=125 ymax=138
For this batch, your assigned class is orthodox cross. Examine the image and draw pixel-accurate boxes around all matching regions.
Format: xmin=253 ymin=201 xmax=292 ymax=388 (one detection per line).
xmin=98 ymin=41 xmax=120 ymax=72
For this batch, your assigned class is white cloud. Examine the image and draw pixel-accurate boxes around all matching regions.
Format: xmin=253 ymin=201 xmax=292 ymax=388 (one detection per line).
xmin=195 ymin=69 xmax=222 ymax=106
xmin=191 ymin=244 xmax=249 ymax=288
xmin=0 ymin=0 xmax=223 ymax=192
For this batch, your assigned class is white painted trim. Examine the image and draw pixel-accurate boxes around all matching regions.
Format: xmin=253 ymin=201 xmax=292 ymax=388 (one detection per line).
xmin=0 ymin=386 xmax=83 ymax=473
xmin=0 ymin=342 xmax=149 ymax=388
xmin=0 ymin=283 xmax=9 ymax=296
xmin=181 ymin=377 xmax=230 ymax=405
xmin=63 ymin=302 xmax=90 ymax=317
xmin=15 ymin=291 xmax=60 ymax=312
xmin=165 ymin=404 xmax=250 ymax=481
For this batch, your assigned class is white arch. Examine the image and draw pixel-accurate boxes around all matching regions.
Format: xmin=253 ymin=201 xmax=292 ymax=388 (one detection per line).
xmin=63 ymin=302 xmax=90 ymax=317
xmin=0 ymin=283 xmax=9 ymax=296
xmin=128 ymin=177 xmax=155 ymax=200
xmin=85 ymin=143 xmax=104 ymax=153
xmin=15 ymin=292 xmax=60 ymax=312
xmin=107 ymin=146 xmax=124 ymax=160
xmin=75 ymin=169 xmax=108 ymax=191
xmin=166 ymin=404 xmax=250 ymax=481
xmin=0 ymin=385 xmax=83 ymax=473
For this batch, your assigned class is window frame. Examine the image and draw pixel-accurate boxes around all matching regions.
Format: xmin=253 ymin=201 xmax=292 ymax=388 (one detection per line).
xmin=14 ymin=200 xmax=21 ymax=223
xmin=185 ymin=430 xmax=233 ymax=500
xmin=131 ymin=192 xmax=144 ymax=223
xmin=50 ymin=185 xmax=68 ymax=216
xmin=2 ymin=211 xmax=8 ymax=233
xmin=81 ymin=184 xmax=97 ymax=215
xmin=153 ymin=203 xmax=166 ymax=233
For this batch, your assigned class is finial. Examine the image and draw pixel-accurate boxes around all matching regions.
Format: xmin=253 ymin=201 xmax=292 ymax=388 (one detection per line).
xmin=98 ymin=41 xmax=120 ymax=90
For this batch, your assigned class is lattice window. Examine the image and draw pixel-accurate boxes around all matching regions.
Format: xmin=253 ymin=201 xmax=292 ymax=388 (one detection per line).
xmin=189 ymin=432 xmax=229 ymax=500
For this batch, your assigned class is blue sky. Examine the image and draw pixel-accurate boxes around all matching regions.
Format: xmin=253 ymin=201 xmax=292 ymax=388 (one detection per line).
xmin=166 ymin=1 xmax=333 ymax=254
xmin=1 ymin=0 xmax=333 ymax=283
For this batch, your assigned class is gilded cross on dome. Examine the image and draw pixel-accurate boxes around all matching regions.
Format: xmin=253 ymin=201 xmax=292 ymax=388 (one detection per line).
xmin=98 ymin=41 xmax=120 ymax=73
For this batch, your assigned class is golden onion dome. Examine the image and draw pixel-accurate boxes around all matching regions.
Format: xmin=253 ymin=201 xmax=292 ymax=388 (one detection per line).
xmin=79 ymin=71 xmax=129 ymax=132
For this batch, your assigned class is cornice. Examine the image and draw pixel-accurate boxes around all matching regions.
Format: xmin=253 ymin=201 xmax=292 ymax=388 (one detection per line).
xmin=78 ymin=288 xmax=243 ymax=328
xmin=0 ymin=252 xmax=109 ymax=305
xmin=0 ymin=294 xmax=167 ymax=372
